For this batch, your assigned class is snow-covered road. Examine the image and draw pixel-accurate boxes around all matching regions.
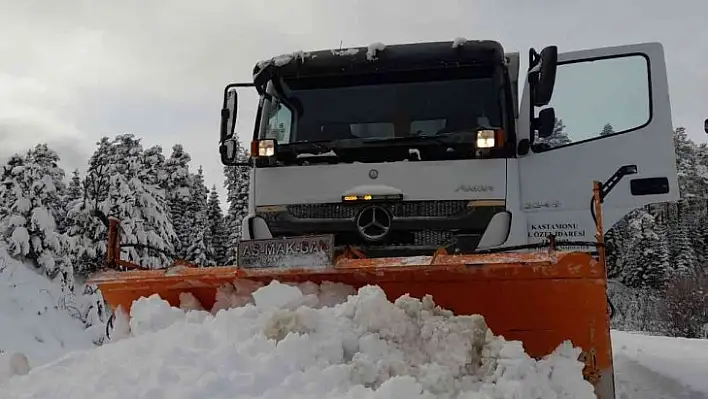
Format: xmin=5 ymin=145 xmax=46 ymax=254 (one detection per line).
xmin=614 ymin=354 xmax=707 ymax=399
xmin=612 ymin=331 xmax=708 ymax=399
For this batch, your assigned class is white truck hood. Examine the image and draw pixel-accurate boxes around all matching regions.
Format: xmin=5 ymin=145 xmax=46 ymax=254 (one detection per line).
xmin=253 ymin=159 xmax=507 ymax=205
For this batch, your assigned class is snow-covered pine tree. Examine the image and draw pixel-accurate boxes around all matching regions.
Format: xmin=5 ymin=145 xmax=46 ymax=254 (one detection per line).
xmin=223 ymin=142 xmax=250 ymax=264
xmin=0 ymin=154 xmax=25 ymax=221
xmin=653 ymin=219 xmax=672 ymax=276
xmin=26 ymin=144 xmax=68 ymax=234
xmin=666 ymin=201 xmax=698 ymax=279
xmin=66 ymin=169 xmax=83 ymax=203
xmin=26 ymin=144 xmax=74 ymax=291
xmin=65 ymin=138 xmax=113 ymax=275
xmin=163 ymin=144 xmax=193 ymax=259
xmin=205 ymin=185 xmax=228 ymax=265
xmin=622 ymin=210 xmax=669 ymax=289
xmin=184 ymin=166 xmax=209 ymax=265
xmin=0 ymin=146 xmax=72 ymax=290
xmin=65 ymin=134 xmax=178 ymax=273
xmin=688 ymin=210 xmax=708 ymax=267
xmin=535 ymin=117 xmax=572 ymax=148
xmin=112 ymin=135 xmax=177 ymax=268
xmin=604 ymin=225 xmax=625 ymax=280
xmin=143 ymin=145 xmax=167 ymax=188
xmin=607 ymin=210 xmax=637 ymax=283
xmin=673 ymin=126 xmax=706 ymax=197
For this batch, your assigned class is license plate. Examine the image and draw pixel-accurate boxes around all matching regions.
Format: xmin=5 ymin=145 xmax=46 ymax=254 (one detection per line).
xmin=237 ymin=234 xmax=335 ymax=269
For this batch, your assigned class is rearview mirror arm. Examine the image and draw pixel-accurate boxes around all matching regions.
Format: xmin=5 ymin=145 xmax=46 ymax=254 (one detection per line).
xmin=589 ymin=164 xmax=638 ymax=226
xmin=598 ymin=164 xmax=639 ymax=203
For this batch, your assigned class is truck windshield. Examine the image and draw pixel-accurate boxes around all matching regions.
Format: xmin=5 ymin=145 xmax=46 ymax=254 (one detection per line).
xmin=263 ymin=77 xmax=503 ymax=145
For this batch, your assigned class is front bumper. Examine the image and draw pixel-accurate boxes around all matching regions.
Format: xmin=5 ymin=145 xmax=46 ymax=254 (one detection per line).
xmin=254 ymin=200 xmax=506 ymax=257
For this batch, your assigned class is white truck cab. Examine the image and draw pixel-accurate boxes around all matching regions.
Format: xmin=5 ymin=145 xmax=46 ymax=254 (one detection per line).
xmin=219 ymin=40 xmax=679 ymax=268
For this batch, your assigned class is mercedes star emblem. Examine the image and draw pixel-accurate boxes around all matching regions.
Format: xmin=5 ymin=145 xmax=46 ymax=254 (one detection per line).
xmin=368 ymin=169 xmax=379 ymax=179
xmin=356 ymin=205 xmax=392 ymax=241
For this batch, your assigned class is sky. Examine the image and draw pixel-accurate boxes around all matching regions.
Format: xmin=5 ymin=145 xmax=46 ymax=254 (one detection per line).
xmin=1 ymin=0 xmax=707 ymax=206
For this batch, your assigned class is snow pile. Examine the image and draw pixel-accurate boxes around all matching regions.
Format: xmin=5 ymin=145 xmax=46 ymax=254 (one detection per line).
xmin=0 ymin=352 xmax=29 ymax=383
xmin=0 ymin=280 xmax=596 ymax=398
xmin=332 ymin=48 xmax=360 ymax=57
xmin=367 ymin=42 xmax=386 ymax=61
xmin=256 ymin=51 xmax=310 ymax=69
xmin=452 ymin=37 xmax=468 ymax=48
xmin=0 ymin=247 xmax=96 ymax=373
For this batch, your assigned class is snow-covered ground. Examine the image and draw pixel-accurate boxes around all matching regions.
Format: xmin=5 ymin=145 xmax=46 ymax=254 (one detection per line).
xmin=612 ymin=330 xmax=708 ymax=398
xmin=0 ymin=277 xmax=705 ymax=398
xmin=0 ymin=253 xmax=706 ymax=398
xmin=0 ymin=247 xmax=97 ymax=377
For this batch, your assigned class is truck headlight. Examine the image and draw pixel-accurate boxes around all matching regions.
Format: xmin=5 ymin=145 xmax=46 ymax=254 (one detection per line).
xmin=476 ymin=130 xmax=496 ymax=148
xmin=251 ymin=139 xmax=276 ymax=157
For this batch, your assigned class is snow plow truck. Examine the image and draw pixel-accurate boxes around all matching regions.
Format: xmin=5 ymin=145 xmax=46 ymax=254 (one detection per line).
xmin=89 ymin=39 xmax=680 ymax=399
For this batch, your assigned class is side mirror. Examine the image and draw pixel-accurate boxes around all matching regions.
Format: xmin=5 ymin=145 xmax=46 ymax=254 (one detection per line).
xmin=220 ymin=88 xmax=238 ymax=142
xmin=528 ymin=46 xmax=558 ymax=107
xmin=536 ymin=108 xmax=556 ymax=138
xmin=219 ymin=138 xmax=251 ymax=167
xmin=704 ymin=118 xmax=708 ymax=134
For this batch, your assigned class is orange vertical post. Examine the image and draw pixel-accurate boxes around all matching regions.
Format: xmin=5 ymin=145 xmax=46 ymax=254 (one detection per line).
xmin=592 ymin=181 xmax=606 ymax=270
xmin=106 ymin=218 xmax=120 ymax=269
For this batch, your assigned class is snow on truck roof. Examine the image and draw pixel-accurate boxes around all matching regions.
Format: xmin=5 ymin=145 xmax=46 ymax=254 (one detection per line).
xmin=253 ymin=39 xmax=507 ymax=81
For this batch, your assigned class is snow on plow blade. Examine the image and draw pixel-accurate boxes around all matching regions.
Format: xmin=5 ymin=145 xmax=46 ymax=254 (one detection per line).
xmin=88 ymin=247 xmax=614 ymax=395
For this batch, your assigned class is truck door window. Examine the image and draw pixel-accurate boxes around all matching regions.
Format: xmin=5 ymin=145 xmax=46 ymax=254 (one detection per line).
xmin=535 ymin=54 xmax=650 ymax=150
xmin=264 ymin=99 xmax=292 ymax=144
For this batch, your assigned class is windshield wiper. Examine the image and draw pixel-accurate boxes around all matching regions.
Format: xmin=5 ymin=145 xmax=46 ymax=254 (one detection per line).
xmin=278 ymin=141 xmax=346 ymax=161
xmin=362 ymin=131 xmax=478 ymax=146
xmin=282 ymin=141 xmax=335 ymax=153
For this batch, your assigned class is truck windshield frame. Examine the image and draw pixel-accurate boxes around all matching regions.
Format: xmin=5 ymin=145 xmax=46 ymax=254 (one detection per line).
xmin=255 ymin=65 xmax=514 ymax=165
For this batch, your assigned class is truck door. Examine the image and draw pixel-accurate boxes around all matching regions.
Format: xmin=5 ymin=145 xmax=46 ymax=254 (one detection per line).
xmin=518 ymin=42 xmax=679 ymax=244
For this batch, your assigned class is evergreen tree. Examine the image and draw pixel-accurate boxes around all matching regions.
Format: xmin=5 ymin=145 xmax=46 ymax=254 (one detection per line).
xmin=604 ymin=224 xmax=627 ymax=280
xmin=65 ymin=138 xmax=113 ymax=275
xmin=600 ymin=123 xmax=615 ymax=136
xmin=184 ymin=166 xmax=209 ymax=265
xmin=689 ymin=211 xmax=708 ymax=267
xmin=143 ymin=145 xmax=167 ymax=188
xmin=0 ymin=154 xmax=25 ymax=220
xmin=163 ymin=144 xmax=193 ymax=258
xmin=205 ymin=185 xmax=227 ymax=265
xmin=65 ymin=134 xmax=177 ymax=274
xmin=66 ymin=169 xmax=83 ymax=203
xmin=111 ymin=134 xmax=177 ymax=268
xmin=223 ymin=142 xmax=250 ymax=264
xmin=26 ymin=144 xmax=68 ymax=234
xmin=666 ymin=202 xmax=697 ymax=279
xmin=0 ymin=146 xmax=71 ymax=290
xmin=622 ymin=210 xmax=669 ymax=288
xmin=673 ymin=127 xmax=706 ymax=197
xmin=536 ymin=117 xmax=571 ymax=148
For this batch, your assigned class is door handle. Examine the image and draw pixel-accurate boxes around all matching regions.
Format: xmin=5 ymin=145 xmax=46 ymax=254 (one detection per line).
xmin=630 ymin=177 xmax=669 ymax=196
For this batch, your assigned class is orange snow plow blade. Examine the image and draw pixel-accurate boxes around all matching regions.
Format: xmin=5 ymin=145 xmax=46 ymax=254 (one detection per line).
xmin=88 ymin=182 xmax=614 ymax=397
xmin=88 ymin=250 xmax=613 ymax=394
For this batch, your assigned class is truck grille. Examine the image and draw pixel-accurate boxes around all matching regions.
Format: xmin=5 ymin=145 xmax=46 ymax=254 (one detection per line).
xmin=255 ymin=200 xmax=498 ymax=254
xmin=285 ymin=200 xmax=469 ymax=219
xmin=412 ymin=230 xmax=455 ymax=246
